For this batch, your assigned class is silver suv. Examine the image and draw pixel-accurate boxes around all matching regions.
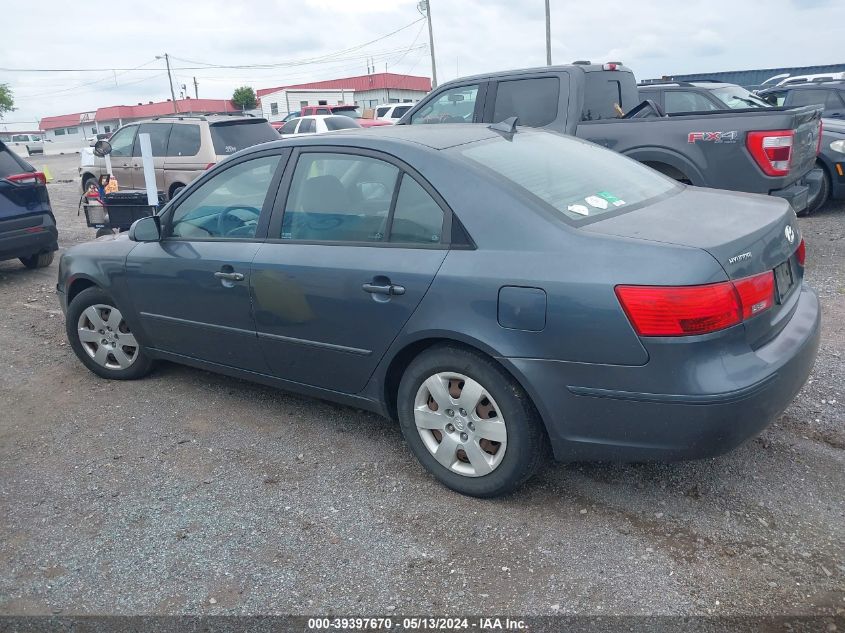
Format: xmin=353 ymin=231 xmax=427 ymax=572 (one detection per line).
xmin=79 ymin=114 xmax=278 ymax=199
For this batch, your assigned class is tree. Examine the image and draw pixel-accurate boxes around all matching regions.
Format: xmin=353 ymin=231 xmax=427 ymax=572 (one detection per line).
xmin=232 ymin=86 xmax=257 ymax=111
xmin=0 ymin=84 xmax=14 ymax=119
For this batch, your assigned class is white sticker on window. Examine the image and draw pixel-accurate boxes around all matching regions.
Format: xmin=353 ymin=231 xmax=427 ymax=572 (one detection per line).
xmin=585 ymin=195 xmax=609 ymax=210
xmin=567 ymin=204 xmax=590 ymax=216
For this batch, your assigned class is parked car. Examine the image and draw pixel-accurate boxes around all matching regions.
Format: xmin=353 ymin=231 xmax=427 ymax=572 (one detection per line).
xmin=300 ymin=105 xmax=392 ymax=128
xmin=0 ymin=140 xmax=57 ymax=269
xmin=278 ymin=115 xmax=362 ymax=139
xmin=398 ymin=62 xmax=824 ymax=215
xmin=638 ymin=81 xmax=771 ymax=113
xmin=57 ymin=125 xmax=819 ymax=497
xmin=375 ymin=103 xmax=416 ymax=123
xmin=7 ymin=133 xmax=47 ymax=155
xmin=757 ymin=82 xmax=845 ymax=120
xmin=79 ymin=114 xmax=278 ymax=200
xmin=814 ymin=117 xmax=845 ymax=209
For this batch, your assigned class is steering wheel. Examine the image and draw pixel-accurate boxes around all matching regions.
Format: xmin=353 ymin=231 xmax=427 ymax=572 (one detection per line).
xmin=217 ymin=205 xmax=260 ymax=237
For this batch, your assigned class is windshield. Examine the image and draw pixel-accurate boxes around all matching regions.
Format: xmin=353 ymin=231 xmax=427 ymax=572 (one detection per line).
xmin=210 ymin=120 xmax=278 ymax=155
xmin=333 ymin=107 xmax=361 ymax=119
xmin=460 ymin=131 xmax=678 ymax=223
xmin=710 ymin=87 xmax=770 ymax=109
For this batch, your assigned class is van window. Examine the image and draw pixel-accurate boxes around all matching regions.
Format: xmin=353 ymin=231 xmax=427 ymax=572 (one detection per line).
xmin=209 ymin=120 xmax=278 ymax=155
xmin=107 ymin=126 xmax=138 ymax=158
xmin=166 ymin=124 xmax=201 ymax=157
xmin=492 ymin=77 xmax=560 ymax=127
xmin=132 ymin=123 xmax=172 ymax=157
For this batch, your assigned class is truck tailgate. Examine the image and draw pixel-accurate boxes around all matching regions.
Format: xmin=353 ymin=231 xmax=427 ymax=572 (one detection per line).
xmin=786 ymin=105 xmax=824 ymax=184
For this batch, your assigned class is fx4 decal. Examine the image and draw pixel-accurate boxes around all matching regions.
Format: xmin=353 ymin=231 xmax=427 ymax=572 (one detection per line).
xmin=688 ymin=131 xmax=739 ymax=144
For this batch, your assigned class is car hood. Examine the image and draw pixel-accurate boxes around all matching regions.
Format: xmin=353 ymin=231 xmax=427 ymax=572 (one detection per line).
xmin=581 ymin=186 xmax=799 ymax=280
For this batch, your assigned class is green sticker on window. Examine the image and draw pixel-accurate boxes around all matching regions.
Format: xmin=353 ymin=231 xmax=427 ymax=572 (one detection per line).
xmin=597 ymin=191 xmax=626 ymax=207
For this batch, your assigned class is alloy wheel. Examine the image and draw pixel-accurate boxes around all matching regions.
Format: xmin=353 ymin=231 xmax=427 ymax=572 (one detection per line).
xmin=77 ymin=304 xmax=139 ymax=370
xmin=413 ymin=372 xmax=508 ymax=477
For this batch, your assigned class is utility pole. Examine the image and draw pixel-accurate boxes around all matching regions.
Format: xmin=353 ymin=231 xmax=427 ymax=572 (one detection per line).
xmin=418 ymin=0 xmax=437 ymax=88
xmin=545 ymin=0 xmax=552 ymax=66
xmin=193 ymin=76 xmax=199 ymax=99
xmin=157 ymin=53 xmax=179 ymax=112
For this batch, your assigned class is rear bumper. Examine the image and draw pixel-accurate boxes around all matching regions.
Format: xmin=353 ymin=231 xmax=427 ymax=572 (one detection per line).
xmin=0 ymin=214 xmax=58 ymax=262
xmin=770 ymin=168 xmax=823 ymax=212
xmin=501 ymin=284 xmax=821 ymax=462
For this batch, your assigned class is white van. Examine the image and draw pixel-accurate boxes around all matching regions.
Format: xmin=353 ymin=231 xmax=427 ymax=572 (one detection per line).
xmin=7 ymin=134 xmax=46 ymax=155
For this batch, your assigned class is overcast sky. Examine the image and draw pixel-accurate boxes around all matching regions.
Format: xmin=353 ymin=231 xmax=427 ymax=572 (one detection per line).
xmin=1 ymin=0 xmax=842 ymax=127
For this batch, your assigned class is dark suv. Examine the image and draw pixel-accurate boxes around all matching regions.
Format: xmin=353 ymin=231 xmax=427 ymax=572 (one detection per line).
xmin=0 ymin=141 xmax=57 ymax=269
xmin=638 ymin=80 xmax=771 ymax=113
xmin=757 ymin=82 xmax=845 ymax=120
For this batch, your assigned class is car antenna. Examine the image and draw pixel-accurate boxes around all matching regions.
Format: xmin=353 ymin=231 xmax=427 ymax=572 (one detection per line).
xmin=488 ymin=116 xmax=518 ymax=139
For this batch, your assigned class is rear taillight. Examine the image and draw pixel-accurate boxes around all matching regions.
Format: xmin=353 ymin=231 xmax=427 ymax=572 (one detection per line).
xmin=796 ymin=238 xmax=806 ymax=267
xmin=616 ymin=271 xmax=775 ymax=337
xmin=5 ymin=172 xmax=46 ymax=185
xmin=746 ymin=130 xmax=794 ymax=176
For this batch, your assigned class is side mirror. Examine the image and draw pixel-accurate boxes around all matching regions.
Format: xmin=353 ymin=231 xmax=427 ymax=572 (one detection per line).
xmin=93 ymin=139 xmax=112 ymax=157
xmin=129 ymin=215 xmax=161 ymax=242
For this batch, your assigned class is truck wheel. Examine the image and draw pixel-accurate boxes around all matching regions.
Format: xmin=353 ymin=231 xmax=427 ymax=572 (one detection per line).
xmin=397 ymin=344 xmax=547 ymax=498
xmin=19 ymin=251 xmax=54 ymax=269
xmin=802 ymin=166 xmax=830 ymax=216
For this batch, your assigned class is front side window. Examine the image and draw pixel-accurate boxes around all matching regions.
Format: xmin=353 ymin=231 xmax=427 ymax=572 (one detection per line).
xmin=169 ymin=155 xmax=280 ymax=239
xmin=392 ymin=105 xmax=412 ymax=118
xmin=133 ymin=123 xmax=172 ymax=157
xmin=410 ymin=85 xmax=479 ymax=124
xmin=376 ymin=107 xmax=390 ymax=118
xmin=108 ymin=126 xmax=138 ymax=157
xmin=492 ymin=77 xmax=560 ymax=127
xmin=298 ymin=119 xmax=316 ymax=134
xmin=166 ymin=124 xmax=201 ymax=157
xmin=281 ymin=152 xmax=399 ymax=242
xmin=663 ymin=91 xmax=720 ymax=114
xmin=460 ymin=130 xmax=678 ymax=223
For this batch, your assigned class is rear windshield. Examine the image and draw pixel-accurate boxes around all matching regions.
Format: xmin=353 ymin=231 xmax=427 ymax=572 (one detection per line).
xmin=460 ymin=131 xmax=678 ymax=223
xmin=324 ymin=116 xmax=360 ymax=131
xmin=333 ymin=108 xmax=361 ymax=119
xmin=710 ymin=87 xmax=770 ymax=109
xmin=0 ymin=144 xmax=32 ymax=177
xmin=210 ymin=120 xmax=279 ymax=155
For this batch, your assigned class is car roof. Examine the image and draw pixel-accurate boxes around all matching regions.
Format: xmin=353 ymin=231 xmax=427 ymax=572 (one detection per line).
xmin=270 ymin=123 xmax=502 ymax=151
xmin=759 ymin=81 xmax=845 ymax=94
xmin=435 ymin=63 xmax=631 ymax=88
xmin=640 ymin=81 xmax=734 ymax=89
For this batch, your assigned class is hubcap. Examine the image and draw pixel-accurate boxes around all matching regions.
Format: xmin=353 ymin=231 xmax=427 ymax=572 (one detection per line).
xmin=77 ymin=304 xmax=139 ymax=370
xmin=413 ymin=372 xmax=507 ymax=477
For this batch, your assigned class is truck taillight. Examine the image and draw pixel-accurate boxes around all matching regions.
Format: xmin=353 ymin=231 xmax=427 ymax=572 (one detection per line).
xmin=615 ymin=271 xmax=775 ymax=337
xmin=5 ymin=172 xmax=46 ymax=185
xmin=603 ymin=63 xmax=619 ymax=71
xmin=746 ymin=130 xmax=794 ymax=177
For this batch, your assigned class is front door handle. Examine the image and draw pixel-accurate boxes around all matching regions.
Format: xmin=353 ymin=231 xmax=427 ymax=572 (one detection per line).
xmin=362 ymin=282 xmax=405 ymax=296
xmin=214 ymin=271 xmax=244 ymax=282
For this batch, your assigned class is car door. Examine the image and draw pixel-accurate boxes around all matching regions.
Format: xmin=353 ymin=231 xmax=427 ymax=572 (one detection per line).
xmin=124 ymin=150 xmax=287 ymax=370
xmin=250 ymin=147 xmax=451 ymax=393
xmin=103 ymin=124 xmax=137 ymax=188
xmin=130 ymin=122 xmax=172 ymax=191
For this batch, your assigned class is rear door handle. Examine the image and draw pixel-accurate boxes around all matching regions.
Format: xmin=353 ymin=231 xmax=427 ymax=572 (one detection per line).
xmin=362 ymin=282 xmax=405 ymax=296
xmin=214 ymin=271 xmax=244 ymax=281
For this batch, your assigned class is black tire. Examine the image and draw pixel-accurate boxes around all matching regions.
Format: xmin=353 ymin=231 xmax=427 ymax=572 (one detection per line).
xmin=66 ymin=286 xmax=154 ymax=380
xmin=802 ymin=165 xmax=831 ymax=216
xmin=82 ymin=175 xmax=98 ymax=193
xmin=19 ymin=251 xmax=54 ymax=269
xmin=169 ymin=184 xmax=185 ymax=200
xmin=95 ymin=227 xmax=114 ymax=238
xmin=397 ymin=344 xmax=547 ymax=498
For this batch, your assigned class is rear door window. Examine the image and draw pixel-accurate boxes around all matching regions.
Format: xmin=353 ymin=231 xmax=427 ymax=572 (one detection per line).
xmin=210 ymin=120 xmax=278 ymax=155
xmin=166 ymin=124 xmax=201 ymax=157
xmin=392 ymin=105 xmax=412 ymax=118
xmin=581 ymin=76 xmax=624 ymax=121
xmin=787 ymin=89 xmax=831 ymax=108
xmin=664 ymin=91 xmax=721 ymax=113
xmin=491 ymin=77 xmax=560 ymax=127
xmin=410 ymin=84 xmax=480 ymax=124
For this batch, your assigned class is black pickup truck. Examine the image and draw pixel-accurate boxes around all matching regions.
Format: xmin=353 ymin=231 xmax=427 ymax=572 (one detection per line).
xmin=398 ymin=62 xmax=824 ymax=214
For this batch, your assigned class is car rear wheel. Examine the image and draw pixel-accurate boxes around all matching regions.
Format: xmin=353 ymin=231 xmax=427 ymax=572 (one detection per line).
xmin=82 ymin=176 xmax=99 ymax=193
xmin=397 ymin=345 xmax=547 ymax=497
xmin=66 ymin=287 xmax=154 ymax=380
xmin=803 ymin=165 xmax=831 ymax=216
xmin=19 ymin=251 xmax=54 ymax=269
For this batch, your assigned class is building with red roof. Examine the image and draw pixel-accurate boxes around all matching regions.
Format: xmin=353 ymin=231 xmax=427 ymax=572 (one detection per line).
xmin=257 ymin=72 xmax=431 ymax=121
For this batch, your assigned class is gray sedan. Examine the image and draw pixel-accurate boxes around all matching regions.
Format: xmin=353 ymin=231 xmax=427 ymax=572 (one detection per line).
xmin=57 ymin=125 xmax=820 ymax=497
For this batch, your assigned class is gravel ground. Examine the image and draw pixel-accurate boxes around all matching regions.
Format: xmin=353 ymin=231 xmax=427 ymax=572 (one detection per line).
xmin=0 ymin=154 xmax=843 ymax=616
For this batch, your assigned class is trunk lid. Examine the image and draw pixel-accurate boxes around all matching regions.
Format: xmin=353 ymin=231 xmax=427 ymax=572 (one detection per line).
xmin=584 ymin=186 xmax=804 ymax=346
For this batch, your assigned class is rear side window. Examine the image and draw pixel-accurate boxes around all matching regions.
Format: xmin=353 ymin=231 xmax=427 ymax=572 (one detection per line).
xmin=787 ymin=90 xmax=831 ymax=108
xmin=280 ymin=120 xmax=299 ymax=135
xmin=392 ymin=105 xmax=412 ymax=118
xmin=826 ymin=91 xmax=845 ymax=109
xmin=210 ymin=120 xmax=278 ymax=155
xmin=376 ymin=107 xmax=390 ymax=118
xmin=133 ymin=123 xmax=172 ymax=157
xmin=664 ymin=91 xmax=720 ymax=113
xmin=461 ymin=131 xmax=678 ymax=223
xmin=390 ymin=174 xmax=443 ymax=244
xmin=324 ymin=117 xmax=359 ymax=131
xmin=581 ymin=76 xmax=623 ymax=121
xmin=492 ymin=77 xmax=560 ymax=127
xmin=299 ymin=119 xmax=316 ymax=134
xmin=0 ymin=145 xmax=31 ymax=177
xmin=167 ymin=124 xmax=201 ymax=157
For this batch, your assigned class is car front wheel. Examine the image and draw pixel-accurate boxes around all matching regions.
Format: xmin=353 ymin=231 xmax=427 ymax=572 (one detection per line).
xmin=397 ymin=345 xmax=547 ymax=497
xmin=66 ymin=287 xmax=154 ymax=380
